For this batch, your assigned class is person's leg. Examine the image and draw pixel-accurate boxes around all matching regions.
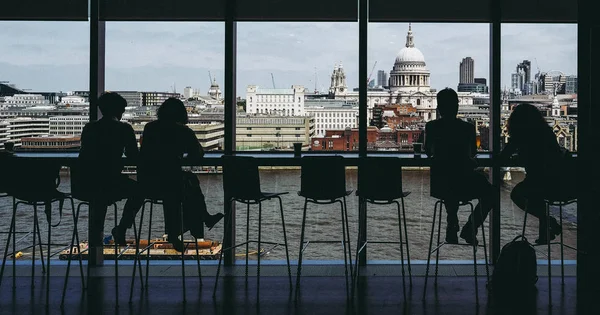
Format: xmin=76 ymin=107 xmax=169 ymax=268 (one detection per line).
xmin=182 ymin=172 xmax=223 ymax=231
xmin=462 ymin=172 xmax=493 ymax=235
xmin=444 ymin=200 xmax=460 ymax=244
xmin=163 ymin=198 xmax=185 ymax=252
xmin=89 ymin=202 xmax=108 ymax=247
xmin=511 ymin=178 xmax=560 ymax=242
xmin=112 ymin=176 xmax=144 ymax=244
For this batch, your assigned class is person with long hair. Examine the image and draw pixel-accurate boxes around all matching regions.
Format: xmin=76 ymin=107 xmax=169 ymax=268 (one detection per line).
xmin=138 ymin=98 xmax=223 ymax=251
xmin=501 ymin=103 xmax=566 ymax=244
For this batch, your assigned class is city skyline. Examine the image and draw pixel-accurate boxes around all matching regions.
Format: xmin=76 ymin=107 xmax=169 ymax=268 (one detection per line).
xmin=0 ymin=22 xmax=577 ymax=96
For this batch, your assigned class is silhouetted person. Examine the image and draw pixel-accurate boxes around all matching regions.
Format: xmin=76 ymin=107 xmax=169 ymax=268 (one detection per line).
xmin=425 ymin=88 xmax=493 ymax=244
xmin=500 ymin=103 xmax=568 ymax=244
xmin=79 ymin=92 xmax=144 ymax=246
xmin=138 ymin=98 xmax=223 ymax=251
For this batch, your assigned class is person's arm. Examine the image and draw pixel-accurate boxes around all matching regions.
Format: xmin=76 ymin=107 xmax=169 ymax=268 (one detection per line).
xmin=123 ymin=124 xmax=139 ymax=160
xmin=469 ymin=124 xmax=477 ymax=158
xmin=499 ymin=138 xmax=517 ymax=162
xmin=184 ymin=127 xmax=204 ymax=159
xmin=424 ymin=123 xmax=433 ymax=157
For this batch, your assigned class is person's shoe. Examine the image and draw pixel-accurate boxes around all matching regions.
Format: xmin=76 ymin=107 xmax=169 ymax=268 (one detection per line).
xmin=111 ymin=226 xmax=127 ymax=245
xmin=168 ymin=236 xmax=186 ymax=252
xmin=535 ymin=217 xmax=562 ymax=245
xmin=204 ymin=213 xmax=224 ymax=231
xmin=460 ymin=226 xmax=479 ymax=246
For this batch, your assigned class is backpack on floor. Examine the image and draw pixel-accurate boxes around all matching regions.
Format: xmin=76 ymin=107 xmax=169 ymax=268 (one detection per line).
xmin=490 ymin=235 xmax=538 ymax=295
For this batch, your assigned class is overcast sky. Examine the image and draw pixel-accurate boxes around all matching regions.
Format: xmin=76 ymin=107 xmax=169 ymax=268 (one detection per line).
xmin=0 ymin=22 xmax=577 ymax=97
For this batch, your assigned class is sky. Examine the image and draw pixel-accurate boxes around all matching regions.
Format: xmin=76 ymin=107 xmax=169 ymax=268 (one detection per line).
xmin=0 ymin=21 xmax=577 ymax=97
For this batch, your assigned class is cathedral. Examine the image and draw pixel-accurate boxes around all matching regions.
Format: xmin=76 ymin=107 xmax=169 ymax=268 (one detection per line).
xmin=328 ymin=24 xmax=475 ymax=122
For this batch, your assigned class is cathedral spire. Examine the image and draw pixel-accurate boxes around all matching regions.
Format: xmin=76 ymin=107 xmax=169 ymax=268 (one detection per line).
xmin=405 ymin=23 xmax=414 ymax=48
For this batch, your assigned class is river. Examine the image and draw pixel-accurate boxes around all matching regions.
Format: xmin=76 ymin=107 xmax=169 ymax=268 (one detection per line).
xmin=0 ymin=169 xmax=577 ymax=261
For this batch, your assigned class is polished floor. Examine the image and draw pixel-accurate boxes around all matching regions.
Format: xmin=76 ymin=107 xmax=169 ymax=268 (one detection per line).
xmin=0 ymin=263 xmax=578 ymax=315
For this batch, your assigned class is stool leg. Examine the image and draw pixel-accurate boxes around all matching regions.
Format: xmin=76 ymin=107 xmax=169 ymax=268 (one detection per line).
xmin=547 ymin=202 xmax=552 ymax=306
xmin=478 ymin=199 xmax=490 ymax=284
xmin=180 ymin=202 xmax=186 ymax=304
xmin=395 ymin=200 xmax=407 ymax=301
xmin=401 ymin=197 xmax=412 ymax=285
xmin=32 ymin=203 xmax=38 ymax=290
xmin=343 ymin=197 xmax=353 ymax=287
xmin=277 ymin=196 xmax=292 ymax=289
xmin=339 ymin=199 xmax=350 ymax=296
xmin=0 ymin=200 xmax=16 ymax=289
xmin=521 ymin=202 xmax=528 ymax=237
xmin=114 ymin=203 xmax=119 ymax=309
xmin=47 ymin=200 xmax=56 ymax=307
xmin=257 ymin=201 xmax=263 ymax=300
xmin=145 ymin=202 xmax=154 ymax=288
xmin=129 ymin=202 xmax=144 ymax=304
xmin=61 ymin=199 xmax=81 ymax=308
xmin=559 ymin=203 xmax=564 ymax=285
xmin=213 ymin=199 xmax=234 ymax=298
xmin=295 ymin=199 xmax=309 ymax=293
xmin=137 ymin=202 xmax=145 ymax=290
xmin=12 ymin=199 xmax=17 ymax=289
xmin=434 ymin=201 xmax=443 ymax=284
xmin=245 ymin=203 xmax=250 ymax=283
xmin=195 ymin=236 xmax=202 ymax=287
xmin=72 ymin=199 xmax=85 ymax=289
xmin=469 ymin=202 xmax=479 ymax=305
xmin=423 ymin=200 xmax=439 ymax=300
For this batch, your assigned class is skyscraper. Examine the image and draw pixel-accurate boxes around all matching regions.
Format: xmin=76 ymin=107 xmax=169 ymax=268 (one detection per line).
xmin=377 ymin=70 xmax=388 ymax=87
xmin=459 ymin=57 xmax=474 ymax=83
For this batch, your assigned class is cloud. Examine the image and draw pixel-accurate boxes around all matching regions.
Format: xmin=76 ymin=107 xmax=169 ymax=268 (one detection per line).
xmin=0 ymin=21 xmax=577 ymax=95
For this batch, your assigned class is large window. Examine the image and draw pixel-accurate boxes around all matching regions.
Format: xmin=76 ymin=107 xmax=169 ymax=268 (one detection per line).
xmin=500 ymin=23 xmax=577 ymax=259
xmin=0 ymin=21 xmax=89 ymax=151
xmin=366 ymin=23 xmax=490 ymax=152
xmin=236 ymin=22 xmax=358 ymax=152
xmin=106 ymin=22 xmax=226 ymax=151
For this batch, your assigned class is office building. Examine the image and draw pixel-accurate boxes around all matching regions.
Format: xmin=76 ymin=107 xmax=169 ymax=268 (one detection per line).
xmin=377 ymin=70 xmax=388 ymax=87
xmin=459 ymin=57 xmax=474 ymax=83
xmin=245 ymin=85 xmax=305 ymax=116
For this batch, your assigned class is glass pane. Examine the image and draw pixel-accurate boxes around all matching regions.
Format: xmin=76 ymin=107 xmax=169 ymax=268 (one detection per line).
xmin=367 ymin=23 xmax=490 ymax=152
xmin=236 ymin=22 xmax=358 ymax=152
xmin=0 ymin=21 xmax=89 ymax=152
xmin=106 ymin=22 xmax=225 ymax=151
xmin=500 ymin=23 xmax=577 ymax=261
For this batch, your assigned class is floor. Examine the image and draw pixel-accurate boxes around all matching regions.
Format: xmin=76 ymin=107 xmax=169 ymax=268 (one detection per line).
xmin=0 ymin=263 xmax=579 ymax=315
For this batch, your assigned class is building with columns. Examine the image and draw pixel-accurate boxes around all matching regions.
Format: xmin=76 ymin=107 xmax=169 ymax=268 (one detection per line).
xmin=327 ymin=24 xmax=475 ymax=122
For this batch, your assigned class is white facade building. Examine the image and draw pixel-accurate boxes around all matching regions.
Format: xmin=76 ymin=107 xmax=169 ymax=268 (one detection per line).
xmin=328 ymin=24 xmax=474 ymax=122
xmin=184 ymin=86 xmax=202 ymax=99
xmin=304 ymin=100 xmax=358 ymax=136
xmin=246 ymin=85 xmax=305 ymax=116
xmin=5 ymin=117 xmax=50 ymax=148
xmin=49 ymin=116 xmax=89 ymax=136
xmin=0 ymin=121 xmax=9 ymax=149
xmin=60 ymin=95 xmax=88 ymax=107
xmin=4 ymin=94 xmax=49 ymax=106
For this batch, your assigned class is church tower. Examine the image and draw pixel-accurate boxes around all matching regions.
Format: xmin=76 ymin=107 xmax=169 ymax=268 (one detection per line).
xmin=329 ymin=62 xmax=348 ymax=95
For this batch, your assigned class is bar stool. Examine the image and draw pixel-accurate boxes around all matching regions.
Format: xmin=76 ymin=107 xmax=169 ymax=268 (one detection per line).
xmin=296 ymin=156 xmax=353 ymax=295
xmin=521 ymin=195 xmax=577 ymax=306
xmin=353 ymin=157 xmax=412 ymax=299
xmin=128 ymin=195 xmax=202 ymax=304
xmin=213 ymin=155 xmax=292 ymax=299
xmin=422 ymin=167 xmax=490 ymax=304
xmin=61 ymin=163 xmax=125 ymax=308
xmin=0 ymin=157 xmax=71 ymax=308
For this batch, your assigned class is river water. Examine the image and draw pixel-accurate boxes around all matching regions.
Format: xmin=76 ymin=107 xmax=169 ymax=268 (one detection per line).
xmin=0 ymin=169 xmax=577 ymax=261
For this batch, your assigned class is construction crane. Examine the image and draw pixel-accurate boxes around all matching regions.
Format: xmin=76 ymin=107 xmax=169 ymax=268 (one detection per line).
xmin=271 ymin=73 xmax=276 ymax=89
xmin=208 ymin=71 xmax=213 ymax=85
xmin=367 ymin=61 xmax=377 ymax=85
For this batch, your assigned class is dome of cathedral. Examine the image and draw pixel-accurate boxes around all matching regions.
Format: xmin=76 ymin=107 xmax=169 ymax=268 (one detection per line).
xmin=395 ymin=47 xmax=426 ymax=64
